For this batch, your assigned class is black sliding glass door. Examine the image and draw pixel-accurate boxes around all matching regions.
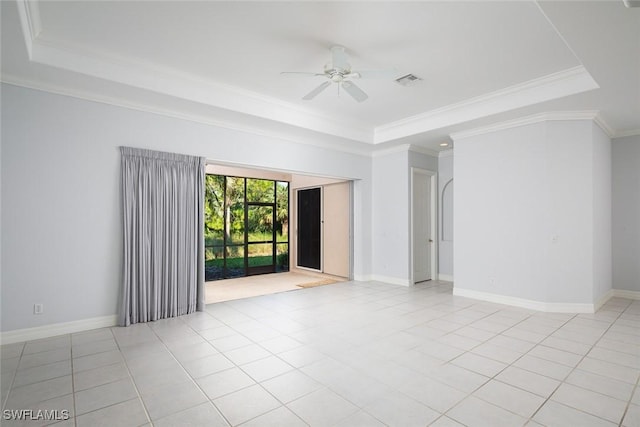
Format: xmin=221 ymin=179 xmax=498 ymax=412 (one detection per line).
xmin=297 ymin=187 xmax=321 ymax=270
xmin=204 ymin=175 xmax=289 ymax=281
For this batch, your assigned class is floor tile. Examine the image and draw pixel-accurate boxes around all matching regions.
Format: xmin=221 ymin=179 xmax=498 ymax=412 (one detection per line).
xmin=72 ymin=338 xmax=118 ymax=358
xmin=240 ymin=355 xmax=293 ymax=382
xmin=6 ymin=375 xmax=72 ymax=409
xmin=22 ymin=336 xmax=70 ymax=355
xmin=153 ymin=402 xmax=228 ymax=427
xmin=399 ymin=375 xmax=467 ymax=413
xmin=473 ymin=379 xmax=545 ymax=418
xmin=424 ymin=363 xmax=490 ymax=393
xmin=364 ymin=391 xmax=440 ymax=427
xmin=471 ymin=342 xmax=523 ymax=364
xmin=495 ymin=366 xmax=560 ymax=398
xmin=197 ymin=367 xmax=256 ymax=400
xmin=73 ymin=361 xmax=130 ymax=391
xmin=213 ymin=384 xmax=281 ymax=426
xmin=577 ymin=357 xmax=640 ymax=384
xmin=550 ymin=382 xmax=627 ymax=423
xmin=182 ymin=353 xmax=234 ymax=379
xmin=451 ymin=352 xmax=507 ymax=377
xmin=18 ymin=348 xmax=71 ymax=371
xmin=588 ymin=346 xmax=640 ymax=369
xmin=447 ymin=396 xmax=528 ymax=427
xmin=287 ymin=388 xmax=359 ymax=426
xmin=210 ymin=335 xmax=254 ymax=353
xmin=74 ymin=378 xmax=138 ymax=415
xmin=278 ymin=346 xmax=326 ymax=368
xmin=76 ymin=398 xmax=148 ymax=427
xmin=73 ymin=350 xmax=124 ymax=373
xmin=533 ymin=400 xmax=616 ymax=427
xmin=240 ymin=406 xmax=307 ymax=427
xmin=223 ymin=344 xmax=271 ymax=366
xmin=512 ymin=354 xmax=572 ymax=380
xmin=527 ymin=345 xmax=583 ymax=367
xmin=622 ymin=404 xmax=640 ymax=427
xmin=141 ymin=380 xmax=208 ymax=420
xmin=12 ymin=359 xmax=71 ymax=387
xmin=429 ymin=415 xmax=466 ymax=426
xmin=564 ymin=369 xmax=635 ymax=401
xmin=261 ymin=370 xmax=322 ymax=403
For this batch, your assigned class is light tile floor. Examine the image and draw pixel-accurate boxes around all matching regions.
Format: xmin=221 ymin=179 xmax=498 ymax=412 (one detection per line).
xmin=1 ymin=281 xmax=639 ymax=427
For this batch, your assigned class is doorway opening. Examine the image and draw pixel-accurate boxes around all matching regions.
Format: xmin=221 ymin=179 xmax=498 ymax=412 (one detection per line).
xmin=411 ymin=168 xmax=438 ymax=284
xmin=204 ymin=174 xmax=289 ymax=281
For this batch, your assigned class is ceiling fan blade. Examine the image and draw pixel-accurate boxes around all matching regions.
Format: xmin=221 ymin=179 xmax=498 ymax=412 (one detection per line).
xmin=352 ymin=69 xmax=399 ymax=79
xmin=281 ymin=71 xmax=325 ymax=78
xmin=342 ymin=81 xmax=368 ymax=103
xmin=303 ymin=81 xmax=331 ymax=100
xmin=331 ymin=45 xmax=349 ymax=70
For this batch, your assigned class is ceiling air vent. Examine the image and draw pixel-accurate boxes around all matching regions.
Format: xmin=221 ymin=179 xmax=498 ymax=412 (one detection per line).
xmin=623 ymin=0 xmax=640 ymax=7
xmin=395 ymin=74 xmax=423 ymax=87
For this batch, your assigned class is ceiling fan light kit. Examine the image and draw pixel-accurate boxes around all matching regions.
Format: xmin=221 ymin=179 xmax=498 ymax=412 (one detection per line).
xmin=281 ymin=45 xmax=398 ymax=103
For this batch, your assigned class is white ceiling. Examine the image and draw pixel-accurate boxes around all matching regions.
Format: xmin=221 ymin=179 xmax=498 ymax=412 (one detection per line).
xmin=2 ymin=1 xmax=639 ymax=153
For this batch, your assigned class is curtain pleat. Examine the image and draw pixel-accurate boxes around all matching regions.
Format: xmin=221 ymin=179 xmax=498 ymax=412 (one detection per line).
xmin=119 ymin=147 xmax=205 ymax=326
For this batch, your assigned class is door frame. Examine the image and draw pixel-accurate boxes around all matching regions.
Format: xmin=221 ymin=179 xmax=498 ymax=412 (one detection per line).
xmin=295 ymin=186 xmax=323 ymax=272
xmin=410 ymin=168 xmax=438 ymax=285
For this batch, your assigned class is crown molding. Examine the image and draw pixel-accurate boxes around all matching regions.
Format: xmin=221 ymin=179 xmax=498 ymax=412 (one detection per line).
xmin=593 ymin=113 xmax=615 ymax=138
xmin=374 ymin=66 xmax=598 ymax=144
xmin=27 ymin=35 xmax=373 ymax=144
xmin=371 ymin=144 xmax=411 ymax=158
xmin=1 ymin=77 xmax=374 ymax=158
xmin=614 ymin=129 xmax=640 ymax=139
xmin=15 ymin=0 xmax=42 ymax=58
xmin=408 ymin=144 xmax=440 ymax=158
xmin=449 ymin=110 xmax=614 ymax=141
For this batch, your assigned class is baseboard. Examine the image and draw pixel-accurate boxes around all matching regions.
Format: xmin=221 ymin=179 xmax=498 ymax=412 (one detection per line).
xmin=612 ymin=289 xmax=640 ymax=300
xmin=353 ymin=274 xmax=373 ymax=282
xmin=438 ymin=274 xmax=454 ymax=282
xmin=452 ymin=287 xmax=596 ymax=313
xmin=370 ymin=275 xmax=412 ymax=287
xmin=0 ymin=315 xmax=118 ymax=345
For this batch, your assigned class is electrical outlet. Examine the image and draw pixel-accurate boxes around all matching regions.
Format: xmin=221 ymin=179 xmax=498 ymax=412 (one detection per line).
xmin=34 ymin=304 xmax=44 ymax=315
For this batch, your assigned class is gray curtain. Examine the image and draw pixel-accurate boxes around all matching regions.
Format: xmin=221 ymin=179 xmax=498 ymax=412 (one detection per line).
xmin=120 ymin=147 xmax=205 ymax=326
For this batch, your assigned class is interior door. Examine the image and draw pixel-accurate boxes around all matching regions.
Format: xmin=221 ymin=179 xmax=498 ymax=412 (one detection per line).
xmin=297 ymin=187 xmax=321 ymax=270
xmin=413 ymin=171 xmax=431 ymax=283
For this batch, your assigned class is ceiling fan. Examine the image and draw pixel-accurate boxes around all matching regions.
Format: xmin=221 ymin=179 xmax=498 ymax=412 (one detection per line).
xmin=281 ymin=46 xmax=398 ymax=103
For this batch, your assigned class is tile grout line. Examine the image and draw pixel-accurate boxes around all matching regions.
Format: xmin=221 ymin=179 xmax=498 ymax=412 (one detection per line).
xmin=527 ymin=299 xmax=633 ymax=425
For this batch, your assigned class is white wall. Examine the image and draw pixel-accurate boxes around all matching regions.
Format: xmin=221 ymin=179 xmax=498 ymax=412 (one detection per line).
xmin=438 ymin=152 xmax=454 ymax=279
xmin=612 ymin=134 xmax=640 ymax=292
xmin=0 ymin=84 xmax=373 ymax=332
xmin=591 ymin=123 xmax=612 ymax=302
xmin=371 ymin=150 xmax=409 ymax=284
xmin=454 ymin=119 xmax=611 ymax=309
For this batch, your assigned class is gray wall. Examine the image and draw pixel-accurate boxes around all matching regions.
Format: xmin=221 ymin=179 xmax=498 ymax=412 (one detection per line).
xmin=612 ymin=134 xmax=640 ymax=292
xmin=1 ymin=84 xmax=373 ymax=331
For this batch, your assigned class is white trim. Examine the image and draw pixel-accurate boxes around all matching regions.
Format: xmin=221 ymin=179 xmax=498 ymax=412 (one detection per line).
xmin=0 ymin=315 xmax=118 ymax=345
xmin=410 ymin=168 xmax=438 ymax=285
xmin=15 ymin=0 xmax=42 ymax=58
xmin=0 ymin=79 xmax=374 ymax=158
xmin=375 ymin=66 xmax=598 ymax=143
xmin=612 ymin=289 xmax=640 ymax=300
xmin=451 ymin=110 xmax=604 ymax=141
xmin=438 ymin=274 xmax=454 ymax=282
xmin=371 ymin=144 xmax=411 ymax=158
xmin=353 ymin=274 xmax=373 ymax=282
xmin=370 ymin=275 xmax=412 ymax=287
xmin=614 ymin=129 xmax=640 ymax=139
xmin=593 ymin=113 xmax=615 ymax=138
xmin=452 ymin=287 xmax=596 ymax=313
xmin=408 ymin=145 xmax=440 ymax=158
xmin=594 ymin=290 xmax=614 ymax=312
xmin=23 ymin=35 xmax=373 ymax=144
